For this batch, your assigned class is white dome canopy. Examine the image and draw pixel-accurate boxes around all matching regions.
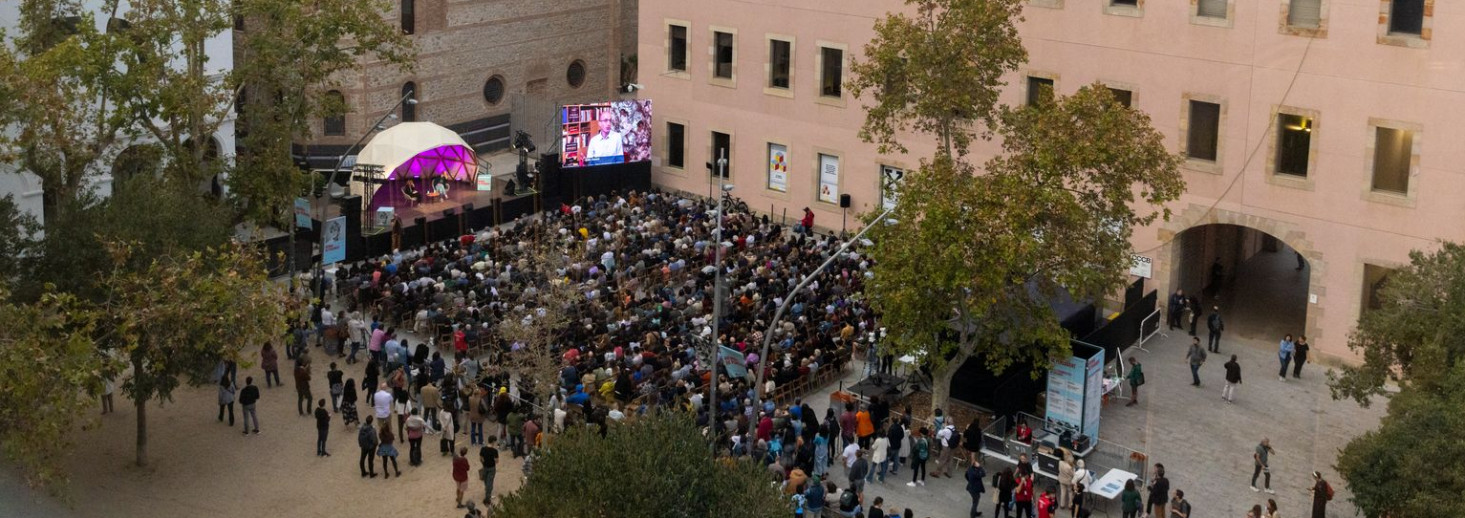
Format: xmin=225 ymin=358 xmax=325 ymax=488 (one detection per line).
xmin=355 ymin=122 xmax=476 ymax=179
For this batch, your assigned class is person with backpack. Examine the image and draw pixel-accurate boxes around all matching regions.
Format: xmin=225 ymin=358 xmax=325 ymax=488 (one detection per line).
xmin=358 ymin=415 xmax=379 ymax=478
xmin=1125 ymin=357 xmax=1144 ymax=407
xmin=1186 ymin=337 xmax=1208 ymax=386
xmin=906 ymin=427 xmax=930 ymax=487
xmin=931 ymin=424 xmax=958 ymax=478
xmin=837 ymin=484 xmax=862 ymax=517
xmin=1168 ymin=489 xmax=1190 ymax=518
xmin=1309 ymin=471 xmax=1333 ymax=518
xmin=804 ymin=475 xmax=826 ymax=516
xmin=965 ymin=461 xmax=987 ymax=518
xmin=1206 ymin=306 xmax=1224 ymax=353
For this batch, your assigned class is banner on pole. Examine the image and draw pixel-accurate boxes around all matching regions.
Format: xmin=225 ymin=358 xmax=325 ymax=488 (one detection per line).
xmin=322 ymin=216 xmax=346 ymax=265
xmin=719 ymin=345 xmax=748 ymax=379
xmin=294 ymin=198 xmax=312 ymax=229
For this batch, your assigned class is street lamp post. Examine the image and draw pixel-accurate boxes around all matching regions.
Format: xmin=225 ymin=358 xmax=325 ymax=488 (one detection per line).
xmin=312 ymin=92 xmax=417 ymax=299
xmin=754 ymin=205 xmax=896 ymax=402
xmin=708 ymin=156 xmax=730 ymax=456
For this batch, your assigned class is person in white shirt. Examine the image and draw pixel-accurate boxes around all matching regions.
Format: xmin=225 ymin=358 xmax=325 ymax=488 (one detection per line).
xmin=842 ymin=442 xmax=860 ymax=479
xmin=870 ymin=433 xmax=891 ymax=483
xmin=585 ymin=109 xmax=624 ymax=163
xmin=373 ymin=383 xmax=393 ymax=424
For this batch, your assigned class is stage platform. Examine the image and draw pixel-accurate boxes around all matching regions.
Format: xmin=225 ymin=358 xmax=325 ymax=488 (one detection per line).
xmin=845 ymin=373 xmax=907 ymax=400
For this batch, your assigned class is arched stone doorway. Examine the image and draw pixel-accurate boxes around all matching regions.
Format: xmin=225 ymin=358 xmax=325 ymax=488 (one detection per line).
xmin=1154 ymin=206 xmax=1325 ymax=347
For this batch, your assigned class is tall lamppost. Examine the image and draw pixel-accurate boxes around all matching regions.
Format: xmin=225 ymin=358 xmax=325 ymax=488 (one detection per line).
xmin=313 ymin=91 xmax=417 ymax=299
xmin=754 ymin=205 xmax=897 ymax=402
xmin=707 ymin=156 xmax=730 ymax=455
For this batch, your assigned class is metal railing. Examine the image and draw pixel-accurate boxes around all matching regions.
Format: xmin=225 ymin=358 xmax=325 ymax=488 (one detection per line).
xmin=1135 ymin=308 xmax=1163 ymax=353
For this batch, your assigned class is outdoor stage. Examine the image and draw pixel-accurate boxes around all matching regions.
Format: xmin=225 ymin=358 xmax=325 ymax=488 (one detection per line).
xmin=356 ymin=150 xmax=528 ymax=232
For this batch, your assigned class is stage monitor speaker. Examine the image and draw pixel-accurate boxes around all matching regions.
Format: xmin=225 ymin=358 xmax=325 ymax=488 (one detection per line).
xmin=443 ymin=208 xmax=455 ymax=217
xmin=504 ymin=179 xmax=517 ymax=196
xmin=414 ymin=217 xmax=427 ymax=227
xmin=839 ymin=194 xmax=851 ymax=208
xmin=463 ymin=203 xmax=473 ymax=212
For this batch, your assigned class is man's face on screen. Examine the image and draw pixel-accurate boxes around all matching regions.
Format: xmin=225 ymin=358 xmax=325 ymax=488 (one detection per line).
xmin=598 ymin=110 xmax=614 ymax=135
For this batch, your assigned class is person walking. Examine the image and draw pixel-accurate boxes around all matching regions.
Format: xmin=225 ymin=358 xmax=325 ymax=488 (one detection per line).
xmin=217 ymin=375 xmax=236 ymax=426
xmin=1223 ymin=355 xmax=1242 ymax=403
xmin=1292 ymin=336 xmax=1310 ymax=379
xmin=1057 ymin=452 xmax=1075 ymax=510
xmin=1206 ymin=306 xmax=1224 ymax=353
xmin=994 ymin=468 xmax=1015 ymax=518
xmin=885 ymin=419 xmax=904 ymax=476
xmin=931 ymin=423 xmax=957 ymax=477
xmin=261 ymin=343 xmax=281 ymax=388
xmin=327 ymin=362 xmax=344 ymax=412
xmin=1146 ymin=464 xmax=1170 ymax=518
xmin=965 ymin=461 xmax=987 ymax=518
xmin=1251 ymin=438 xmax=1275 ymax=493
xmin=295 ymin=360 xmax=313 ymax=416
xmin=1277 ymin=335 xmax=1296 ymax=381
xmin=359 ymin=415 xmax=379 ymax=478
xmin=406 ymin=408 xmax=427 ymax=466
xmin=340 ymin=378 xmax=360 ymax=428
xmin=1119 ymin=479 xmax=1142 ymax=518
xmin=240 ymin=376 xmax=260 ymax=435
xmin=314 ymin=399 xmax=332 ymax=457
xmin=870 ymin=431 xmax=890 ymax=483
xmin=1186 ymin=298 xmax=1200 ymax=337
xmin=1125 ymin=357 xmax=1144 ymax=406
xmin=378 ymin=421 xmax=401 ymax=479
xmin=480 ymin=436 xmax=500 ymax=506
xmin=1186 ymin=338 xmax=1208 ymax=387
xmin=452 ymin=446 xmax=471 ymax=508
xmin=906 ymin=427 xmax=929 ymax=487
xmin=1309 ymin=471 xmax=1332 ymax=518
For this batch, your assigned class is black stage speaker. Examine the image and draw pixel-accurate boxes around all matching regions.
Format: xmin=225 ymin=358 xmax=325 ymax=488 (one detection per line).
xmin=839 ymin=194 xmax=851 ymax=208
xmin=443 ymin=208 xmax=455 ymax=217
xmin=338 ymin=195 xmax=363 ymax=263
xmin=415 ymin=216 xmax=428 ymax=243
xmin=504 ymin=179 xmax=517 ymax=196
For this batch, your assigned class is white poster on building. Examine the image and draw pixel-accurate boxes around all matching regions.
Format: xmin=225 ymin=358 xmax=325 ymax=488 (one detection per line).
xmin=818 ymin=154 xmax=839 ymax=204
xmin=768 ymin=143 xmax=788 ymax=192
xmin=880 ymin=165 xmax=904 ymax=211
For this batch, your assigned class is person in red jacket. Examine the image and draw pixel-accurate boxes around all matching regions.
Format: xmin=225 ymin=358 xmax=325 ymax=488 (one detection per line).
xmin=1014 ymin=471 xmax=1035 ymax=518
xmin=800 ymin=207 xmax=815 ymax=235
xmin=1036 ymin=486 xmax=1055 ymax=518
xmin=452 ymin=446 xmax=471 ymax=509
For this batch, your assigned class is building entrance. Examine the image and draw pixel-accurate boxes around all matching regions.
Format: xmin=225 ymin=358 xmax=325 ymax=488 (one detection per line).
xmin=1171 ymin=224 xmax=1309 ymax=344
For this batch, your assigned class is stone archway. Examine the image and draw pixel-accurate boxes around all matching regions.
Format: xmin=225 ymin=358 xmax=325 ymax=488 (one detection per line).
xmin=1152 ymin=204 xmax=1327 ymax=346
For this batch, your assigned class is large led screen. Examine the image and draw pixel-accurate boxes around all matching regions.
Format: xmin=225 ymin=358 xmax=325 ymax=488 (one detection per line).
xmin=560 ymin=100 xmax=652 ymax=168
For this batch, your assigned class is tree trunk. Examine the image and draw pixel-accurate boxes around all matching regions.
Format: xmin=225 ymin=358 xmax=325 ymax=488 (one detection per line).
xmin=930 ymin=359 xmax=962 ymax=416
xmin=134 ymin=394 xmax=148 ymax=467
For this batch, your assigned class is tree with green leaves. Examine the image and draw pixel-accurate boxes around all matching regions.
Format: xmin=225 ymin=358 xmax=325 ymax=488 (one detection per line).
xmin=1326 ymin=242 xmax=1465 ymax=518
xmin=0 ymin=195 xmax=41 ymax=281
xmin=850 ymin=0 xmax=1184 ymax=413
xmin=100 ymin=240 xmax=288 ymax=467
xmin=0 ymin=286 xmax=110 ymax=493
xmin=494 ymin=413 xmax=789 ymax=518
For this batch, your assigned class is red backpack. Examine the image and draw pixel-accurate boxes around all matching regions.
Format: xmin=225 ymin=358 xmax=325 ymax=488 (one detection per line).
xmin=1323 ymin=481 xmax=1335 ymax=501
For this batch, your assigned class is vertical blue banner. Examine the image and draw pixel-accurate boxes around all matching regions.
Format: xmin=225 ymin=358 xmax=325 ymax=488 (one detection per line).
xmin=322 ymin=216 xmax=346 ymax=265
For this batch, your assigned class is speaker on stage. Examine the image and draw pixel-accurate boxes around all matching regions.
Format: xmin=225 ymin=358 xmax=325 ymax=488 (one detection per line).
xmin=338 ymin=195 xmax=363 ymax=263
xmin=415 ymin=216 xmax=428 ymax=244
xmin=442 ymin=208 xmax=455 ymax=218
xmin=504 ymin=179 xmax=517 ymax=196
xmin=840 ymin=194 xmax=851 ymax=208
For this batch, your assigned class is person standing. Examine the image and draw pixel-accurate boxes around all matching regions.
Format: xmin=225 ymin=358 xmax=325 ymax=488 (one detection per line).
xmin=994 ymin=468 xmax=1015 ymax=518
xmin=1057 ymin=453 xmax=1075 ymax=510
xmin=1186 ymin=338 xmax=1207 ymax=387
xmin=1167 ymin=289 xmax=1186 ymax=330
xmin=314 ymin=399 xmax=332 ymax=457
xmin=295 ymin=360 xmax=313 ymax=416
xmin=378 ymin=421 xmax=401 ymax=479
xmin=1223 ymin=355 xmax=1242 ymax=403
xmin=373 ymin=382 xmax=393 ymax=431
xmin=101 ymin=375 xmax=116 ymax=415
xmin=848 ymin=449 xmax=869 ymax=498
xmin=359 ymin=415 xmax=379 ymax=478
xmin=1265 ymin=499 xmax=1280 ymax=518
xmin=340 ymin=378 xmax=360 ymax=428
xmin=855 ymin=406 xmax=875 ymax=449
xmin=1168 ymin=490 xmax=1190 ymax=518
xmin=800 ymin=207 xmax=815 ymax=235
xmin=240 ymin=376 xmax=260 ymax=435
xmin=1292 ymin=336 xmax=1310 ymax=379
xmin=468 ymin=387 xmax=486 ymax=446
xmin=886 ymin=419 xmax=904 ymax=476
xmin=1146 ymin=464 xmax=1170 ymax=518
xmin=870 ymin=431 xmax=890 ymax=483
xmin=1251 ymin=438 xmax=1275 ymax=493
xmin=906 ymin=427 xmax=929 ymax=487
xmin=480 ymin=436 xmax=499 ymax=506
xmin=965 ymin=461 xmax=987 ymax=518
xmin=931 ymin=424 xmax=957 ymax=477
xmin=1013 ymin=469 xmax=1034 ymax=518
xmin=1125 ymin=357 xmax=1144 ymax=407
xmin=1278 ymin=334 xmax=1296 ymax=382
xmin=217 ymin=375 xmax=236 ymax=426
xmin=1119 ymin=479 xmax=1142 ymax=518
xmin=1309 ymin=471 xmax=1332 ymax=518
xmin=406 ymin=408 xmax=427 ymax=466
xmin=1206 ymin=307 xmax=1224 ymax=353
xmin=261 ymin=343 xmax=281 ymax=388
xmin=1186 ymin=297 xmax=1201 ymax=337
xmin=421 ymin=381 xmax=442 ymax=432
xmin=452 ymin=446 xmax=471 ymax=509
xmin=327 ymin=362 xmax=344 ymax=412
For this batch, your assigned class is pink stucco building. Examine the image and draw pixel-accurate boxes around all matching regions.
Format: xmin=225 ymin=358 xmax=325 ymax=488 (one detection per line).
xmin=638 ymin=0 xmax=1464 ymax=363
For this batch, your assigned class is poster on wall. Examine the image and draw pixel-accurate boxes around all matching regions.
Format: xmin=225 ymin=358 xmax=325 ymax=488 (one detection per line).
xmin=768 ymin=143 xmax=788 ymax=192
xmin=294 ymin=197 xmax=312 ymax=229
xmin=559 ymin=100 xmax=654 ymax=168
xmin=818 ymin=154 xmax=839 ymax=204
xmin=322 ymin=216 xmax=346 ymax=265
xmin=880 ymin=165 xmax=904 ymax=211
xmin=476 ymin=173 xmax=493 ymax=191
xmin=1044 ymin=355 xmax=1085 ymax=434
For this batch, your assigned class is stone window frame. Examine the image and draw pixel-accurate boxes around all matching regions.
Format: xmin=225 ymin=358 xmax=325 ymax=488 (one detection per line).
xmin=814 ymin=41 xmax=849 ymax=108
xmin=764 ymin=34 xmax=796 ymax=99
xmin=1100 ymin=79 xmax=1139 ymax=109
xmin=1362 ymin=117 xmax=1422 ymax=208
xmin=662 ymin=118 xmax=689 ymax=175
xmin=1377 ymin=0 xmax=1432 ymax=49
xmin=709 ymin=129 xmax=735 ymax=180
xmin=811 ymin=147 xmax=844 ymax=207
xmin=1104 ymin=0 xmax=1143 ymax=18
xmin=764 ymin=140 xmax=793 ymax=198
xmin=1023 ymin=70 xmax=1060 ymax=107
xmin=1265 ymin=105 xmax=1321 ymax=192
xmin=1278 ymin=0 xmax=1329 ymax=38
xmin=1179 ymin=92 xmax=1227 ymax=175
xmin=1030 ymin=0 xmax=1064 ymax=9
xmin=709 ymin=26 xmax=738 ymax=89
xmin=664 ymin=19 xmax=691 ymax=80
xmin=1190 ymin=0 xmax=1234 ymax=28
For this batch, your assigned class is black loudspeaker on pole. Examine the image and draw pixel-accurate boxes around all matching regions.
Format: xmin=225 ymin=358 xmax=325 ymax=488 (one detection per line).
xmin=339 ymin=195 xmax=363 ymax=263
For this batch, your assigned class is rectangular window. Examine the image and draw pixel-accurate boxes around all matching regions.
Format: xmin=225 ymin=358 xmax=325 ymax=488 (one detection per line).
xmin=880 ymin=165 xmax=904 ymax=210
xmin=1107 ymin=87 xmax=1133 ymax=108
xmin=767 ymin=143 xmax=788 ymax=192
xmin=817 ymin=154 xmax=839 ymax=204
xmin=711 ymin=131 xmax=731 ymax=177
xmin=1287 ymin=0 xmax=1322 ymax=28
xmin=1197 ymin=0 xmax=1226 ymax=18
xmin=1027 ymin=76 xmax=1054 ymax=106
xmin=714 ymin=32 xmax=734 ymax=79
xmin=1361 ymin=264 xmax=1394 ymax=317
xmin=820 ymin=47 xmax=843 ymax=98
xmin=1389 ymin=0 xmax=1424 ymax=35
xmin=1275 ymin=113 xmax=1312 ymax=177
xmin=667 ymin=122 xmax=685 ymax=168
xmin=1187 ymin=100 xmax=1221 ymax=161
xmin=769 ymin=39 xmax=791 ymax=89
xmin=1112 ymin=0 xmax=1137 ymax=5
xmin=668 ymin=25 xmax=688 ymax=72
xmin=1371 ymin=127 xmax=1413 ymax=194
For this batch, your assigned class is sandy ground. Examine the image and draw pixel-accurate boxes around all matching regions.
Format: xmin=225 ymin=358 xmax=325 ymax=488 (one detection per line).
xmin=7 ymin=346 xmax=525 ymax=518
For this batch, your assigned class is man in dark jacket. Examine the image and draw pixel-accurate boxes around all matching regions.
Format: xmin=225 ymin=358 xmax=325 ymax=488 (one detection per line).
xmin=886 ymin=420 xmax=905 ymax=475
xmin=1223 ymin=355 xmax=1242 ymax=403
xmin=239 ymin=377 xmax=261 ymax=435
xmin=1206 ymin=307 xmax=1225 ymax=353
xmin=966 ymin=462 xmax=988 ymax=517
xmin=1168 ymin=289 xmax=1186 ymax=330
xmin=359 ymin=415 xmax=379 ymax=477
